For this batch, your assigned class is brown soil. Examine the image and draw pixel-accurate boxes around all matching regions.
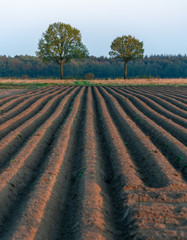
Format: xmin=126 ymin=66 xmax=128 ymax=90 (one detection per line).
xmin=0 ymin=89 xmax=31 ymax=98
xmin=0 ymin=86 xmax=186 ymax=239
xmin=0 ymin=78 xmax=187 ymax=86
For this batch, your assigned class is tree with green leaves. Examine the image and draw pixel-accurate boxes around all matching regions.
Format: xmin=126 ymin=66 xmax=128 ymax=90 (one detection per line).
xmin=36 ymin=22 xmax=89 ymax=79
xmin=109 ymin=35 xmax=144 ymax=79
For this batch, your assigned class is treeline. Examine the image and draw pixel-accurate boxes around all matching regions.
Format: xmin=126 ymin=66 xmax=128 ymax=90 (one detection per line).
xmin=0 ymin=55 xmax=187 ymax=79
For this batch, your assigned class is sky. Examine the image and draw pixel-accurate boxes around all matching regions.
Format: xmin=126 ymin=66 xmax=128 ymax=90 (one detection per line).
xmin=0 ymin=0 xmax=187 ymax=57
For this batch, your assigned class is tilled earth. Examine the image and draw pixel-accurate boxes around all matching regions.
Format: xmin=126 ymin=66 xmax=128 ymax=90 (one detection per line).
xmin=0 ymin=86 xmax=186 ymax=240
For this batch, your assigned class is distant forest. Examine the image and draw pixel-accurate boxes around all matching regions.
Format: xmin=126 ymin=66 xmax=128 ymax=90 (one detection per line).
xmin=0 ymin=55 xmax=187 ymax=79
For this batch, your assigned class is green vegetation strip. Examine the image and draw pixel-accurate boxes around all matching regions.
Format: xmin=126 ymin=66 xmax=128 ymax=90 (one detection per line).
xmin=0 ymin=81 xmax=186 ymax=89
xmin=0 ymin=82 xmax=64 ymax=89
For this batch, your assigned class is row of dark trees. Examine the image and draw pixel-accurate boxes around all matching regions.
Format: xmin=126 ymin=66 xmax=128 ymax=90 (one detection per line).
xmin=0 ymin=54 xmax=187 ymax=79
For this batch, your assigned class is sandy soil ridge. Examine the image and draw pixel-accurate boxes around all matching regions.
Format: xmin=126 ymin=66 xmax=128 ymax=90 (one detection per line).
xmin=0 ymin=86 xmax=186 ymax=239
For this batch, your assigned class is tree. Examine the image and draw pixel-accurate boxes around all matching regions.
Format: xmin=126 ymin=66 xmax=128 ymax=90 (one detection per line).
xmin=84 ymin=72 xmax=95 ymax=79
xmin=36 ymin=22 xmax=89 ymax=79
xmin=109 ymin=35 xmax=144 ymax=79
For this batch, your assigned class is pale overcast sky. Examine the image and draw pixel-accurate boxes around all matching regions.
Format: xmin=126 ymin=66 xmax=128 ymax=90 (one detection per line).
xmin=0 ymin=0 xmax=187 ymax=57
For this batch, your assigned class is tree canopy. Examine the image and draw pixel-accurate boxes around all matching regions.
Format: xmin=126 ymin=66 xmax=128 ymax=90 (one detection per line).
xmin=109 ymin=35 xmax=144 ymax=78
xmin=36 ymin=22 xmax=89 ymax=78
xmin=1 ymin=54 xmax=187 ymax=79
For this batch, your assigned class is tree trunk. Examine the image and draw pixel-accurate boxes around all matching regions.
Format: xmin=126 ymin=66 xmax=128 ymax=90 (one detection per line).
xmin=124 ymin=62 xmax=127 ymax=79
xmin=60 ymin=60 xmax=63 ymax=79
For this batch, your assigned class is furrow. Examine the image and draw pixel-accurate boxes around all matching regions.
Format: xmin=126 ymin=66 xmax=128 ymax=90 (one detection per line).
xmin=0 ymin=88 xmax=39 ymax=105
xmin=0 ymin=86 xmax=74 ymax=140
xmin=0 ymin=86 xmax=77 ymax=170
xmin=156 ymin=92 xmax=187 ymax=104
xmin=93 ymin=87 xmax=186 ymax=239
xmin=110 ymin=87 xmax=187 ymax=145
xmin=0 ymin=87 xmax=83 ymax=239
xmin=129 ymin=86 xmax=187 ymax=101
xmin=112 ymin=87 xmax=187 ymax=128
xmin=92 ymin=87 xmax=145 ymax=239
xmin=97 ymin=87 xmax=187 ymax=239
xmin=6 ymin=87 xmax=87 ymax=240
xmin=122 ymin=87 xmax=187 ymax=115
xmin=92 ymin=87 xmax=145 ymax=186
xmin=0 ymin=86 xmax=56 ymax=103
xmin=0 ymin=86 xmax=69 ymax=125
xmin=121 ymin=86 xmax=187 ymax=105
xmin=44 ymin=87 xmax=88 ymax=240
xmin=125 ymin=88 xmax=187 ymax=128
xmin=76 ymin=88 xmax=106 ymax=239
xmin=104 ymin=86 xmax=187 ymax=181
xmin=0 ymin=86 xmax=186 ymax=240
xmin=0 ymin=86 xmax=57 ymax=113
xmin=146 ymin=92 xmax=187 ymax=110
xmin=0 ymin=89 xmax=31 ymax=100
xmin=134 ymin=86 xmax=187 ymax=103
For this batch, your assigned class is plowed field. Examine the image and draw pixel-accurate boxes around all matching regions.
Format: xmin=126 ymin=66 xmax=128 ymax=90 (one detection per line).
xmin=0 ymin=86 xmax=186 ymax=240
